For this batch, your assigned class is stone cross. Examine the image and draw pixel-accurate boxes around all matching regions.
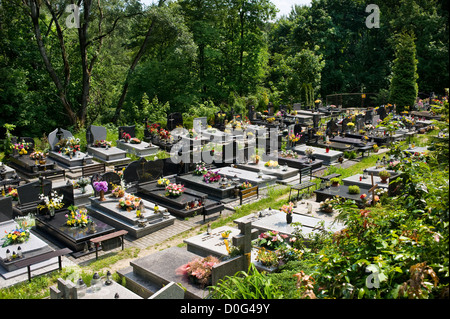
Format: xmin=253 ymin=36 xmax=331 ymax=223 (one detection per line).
xmin=232 ymin=220 xmax=259 ymax=268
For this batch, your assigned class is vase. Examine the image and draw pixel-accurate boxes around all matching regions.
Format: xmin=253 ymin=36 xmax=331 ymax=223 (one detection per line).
xmin=286 ymin=213 xmax=293 ymax=224
xmin=380 ymin=177 xmax=388 ymax=184
xmin=49 ymin=207 xmax=55 ymax=218
xmin=81 ymin=186 xmax=86 ymax=194
xmin=99 ymin=190 xmax=106 ymax=201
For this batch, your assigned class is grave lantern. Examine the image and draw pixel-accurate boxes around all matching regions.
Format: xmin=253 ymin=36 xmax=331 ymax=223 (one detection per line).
xmin=17 ymin=246 xmax=22 ymax=258
xmin=105 ymin=271 xmax=112 ymax=286
xmin=363 ymin=169 xmax=368 ymax=179
xmin=76 ymin=278 xmax=87 ymax=298
xmin=5 ymin=249 xmax=11 ymax=261
xmin=91 ymin=272 xmax=101 ymax=292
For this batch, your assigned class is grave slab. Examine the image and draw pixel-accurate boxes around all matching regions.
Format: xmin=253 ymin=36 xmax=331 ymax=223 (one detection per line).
xmin=293 ymin=145 xmax=342 ymax=165
xmin=116 ymin=140 xmax=159 ymax=157
xmin=236 ymin=161 xmax=299 ymax=180
xmin=342 ymin=174 xmax=389 ymax=189
xmin=184 ymin=225 xmax=240 ymax=258
xmin=213 ymin=166 xmax=277 ymax=187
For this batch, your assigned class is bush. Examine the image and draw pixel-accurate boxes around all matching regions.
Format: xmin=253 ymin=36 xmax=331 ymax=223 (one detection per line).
xmin=348 ymin=185 xmax=360 ymax=194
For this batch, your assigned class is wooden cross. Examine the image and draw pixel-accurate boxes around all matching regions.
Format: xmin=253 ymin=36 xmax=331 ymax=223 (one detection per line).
xmin=368 ymin=173 xmax=378 ymax=206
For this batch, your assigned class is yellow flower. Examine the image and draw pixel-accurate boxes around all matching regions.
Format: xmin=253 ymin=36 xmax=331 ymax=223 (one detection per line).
xmin=12 ymin=234 xmax=17 ymax=240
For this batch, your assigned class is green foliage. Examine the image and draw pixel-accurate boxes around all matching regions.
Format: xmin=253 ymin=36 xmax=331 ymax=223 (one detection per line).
xmin=389 ymin=31 xmax=419 ymax=112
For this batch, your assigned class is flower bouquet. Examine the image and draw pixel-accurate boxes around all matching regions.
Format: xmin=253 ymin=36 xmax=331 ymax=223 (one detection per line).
xmin=203 ymin=170 xmax=221 ymax=183
xmin=176 ymin=255 xmax=220 ymax=287
xmin=67 ymin=137 xmax=81 ymax=155
xmin=188 ymin=128 xmax=197 ymax=138
xmin=252 ymin=230 xmax=288 ymax=250
xmin=65 ymin=206 xmax=91 ymax=227
xmin=256 ymin=247 xmax=279 ymax=267
xmin=280 ymin=150 xmax=299 ymax=159
xmin=157 ymin=177 xmax=170 ymax=187
xmin=122 ymin=132 xmax=131 ymax=142
xmin=165 ymin=183 xmax=185 ymax=197
xmin=118 ymin=194 xmax=141 ymax=211
xmin=74 ymin=177 xmax=90 ymax=193
xmin=281 ymin=202 xmax=294 ymax=215
xmin=305 ymin=147 xmax=314 ymax=157
xmin=239 ymin=181 xmax=252 ymax=190
xmin=148 ymin=123 xmax=160 ymax=136
xmin=30 ymin=151 xmax=46 ymax=161
xmin=2 ymin=227 xmax=31 ymax=247
xmin=159 ymin=129 xmax=171 ymax=141
xmin=93 ymin=181 xmax=108 ymax=201
xmin=319 ymin=198 xmax=334 ymax=213
xmin=130 ymin=137 xmax=141 ymax=144
xmin=251 ymin=154 xmax=261 ymax=164
xmin=93 ymin=139 xmax=111 ymax=148
xmin=264 ymin=160 xmax=279 ymax=168
xmin=37 ymin=191 xmax=64 ymax=214
xmin=12 ymin=140 xmax=31 ymax=156
xmin=111 ymin=184 xmax=125 ymax=198
xmin=288 ymin=133 xmax=301 ymax=143
xmin=193 ymin=162 xmax=207 ymax=176
xmin=7 ymin=188 xmax=18 ymax=201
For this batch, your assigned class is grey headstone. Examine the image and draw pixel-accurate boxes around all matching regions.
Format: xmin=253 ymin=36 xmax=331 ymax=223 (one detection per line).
xmin=50 ymin=286 xmax=62 ymax=299
xmin=48 ymin=129 xmax=58 ymax=151
xmin=293 ymin=103 xmax=302 ymax=110
xmin=88 ymin=125 xmax=107 ymax=145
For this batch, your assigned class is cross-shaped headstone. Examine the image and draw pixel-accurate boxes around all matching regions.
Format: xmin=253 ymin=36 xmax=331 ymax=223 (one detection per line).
xmin=232 ymin=221 xmax=259 ymax=268
xmin=368 ymin=173 xmax=379 ymax=206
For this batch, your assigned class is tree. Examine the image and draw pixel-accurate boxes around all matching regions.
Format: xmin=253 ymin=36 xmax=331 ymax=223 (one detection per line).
xmin=389 ymin=31 xmax=419 ymax=112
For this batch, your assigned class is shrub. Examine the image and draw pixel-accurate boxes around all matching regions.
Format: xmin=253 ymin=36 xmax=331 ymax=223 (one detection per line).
xmin=348 ymin=185 xmax=360 ymax=194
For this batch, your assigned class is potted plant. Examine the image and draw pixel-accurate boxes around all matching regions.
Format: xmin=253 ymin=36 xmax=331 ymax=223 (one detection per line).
xmin=251 ymin=154 xmax=261 ymax=164
xmin=176 ymin=255 xmax=220 ymax=287
xmin=256 ymin=247 xmax=279 ymax=268
xmin=319 ymin=198 xmax=334 ymax=213
xmin=373 ymin=144 xmax=379 ymax=153
xmin=111 ymin=185 xmax=125 ymax=198
xmin=379 ymin=169 xmax=391 ymax=183
xmin=75 ymin=177 xmax=90 ymax=194
xmin=348 ymin=185 xmax=360 ymax=194
xmin=157 ymin=177 xmax=170 ymax=187
xmin=330 ymin=177 xmax=340 ymax=187
xmin=221 ymin=230 xmax=232 ymax=239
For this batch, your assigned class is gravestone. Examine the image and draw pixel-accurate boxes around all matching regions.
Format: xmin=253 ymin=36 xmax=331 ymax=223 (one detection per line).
xmin=372 ymin=115 xmax=380 ymax=126
xmin=293 ymin=103 xmax=302 ymax=110
xmin=365 ymin=110 xmax=373 ymax=123
xmin=100 ymin=172 xmax=122 ymax=193
xmin=341 ymin=117 xmax=350 ymax=132
xmin=123 ymin=157 xmax=146 ymax=184
xmin=377 ymin=106 xmax=387 ymax=120
xmin=87 ymin=125 xmax=107 ymax=145
xmin=0 ymin=196 xmax=13 ymax=222
xmin=118 ymin=126 xmax=136 ymax=140
xmin=293 ymin=124 xmax=303 ymax=136
xmin=327 ymin=120 xmax=339 ymax=135
xmin=136 ymin=158 xmax=164 ymax=183
xmin=48 ymin=128 xmax=74 ymax=151
xmin=163 ymin=157 xmax=182 ymax=176
xmin=17 ymin=179 xmax=52 ymax=205
xmin=232 ymin=220 xmax=259 ymax=269
xmin=248 ymin=105 xmax=256 ymax=120
xmin=356 ymin=117 xmax=365 ymax=131
xmin=167 ymin=112 xmax=183 ymax=131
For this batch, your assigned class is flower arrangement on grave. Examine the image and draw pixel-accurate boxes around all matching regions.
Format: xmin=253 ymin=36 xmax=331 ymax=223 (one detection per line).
xmin=118 ymin=194 xmax=141 ymax=211
xmin=193 ymin=162 xmax=208 ymax=176
xmin=165 ymin=183 xmax=185 ymax=197
xmin=330 ymin=177 xmax=340 ymax=187
xmin=67 ymin=137 xmax=81 ymax=155
xmin=388 ymin=160 xmax=400 ymax=171
xmin=252 ymin=230 xmax=288 ymax=250
xmin=65 ymin=206 xmax=91 ymax=227
xmin=348 ymin=185 xmax=360 ymax=194
xmin=176 ymin=255 xmax=220 ymax=287
xmin=187 ymin=128 xmax=197 ymax=138
xmin=266 ymin=117 xmax=276 ymax=123
xmin=130 ymin=137 xmax=141 ymax=144
xmin=251 ymin=154 xmax=261 ymax=164
xmin=111 ymin=184 xmax=125 ymax=198
xmin=29 ymin=151 xmax=46 ymax=160
xmin=2 ymin=226 xmax=31 ymax=247
xmin=93 ymin=139 xmax=111 ymax=148
xmin=305 ymin=147 xmax=314 ymax=157
xmin=281 ymin=202 xmax=294 ymax=215
xmin=203 ymin=170 xmax=221 ymax=183
xmin=378 ymin=169 xmax=391 ymax=183
xmin=122 ymin=132 xmax=131 ymax=142
xmin=364 ymin=124 xmax=375 ymax=131
xmin=280 ymin=150 xmax=299 ymax=159
xmin=319 ymin=198 xmax=335 ymax=213
xmin=37 ymin=191 xmax=65 ymax=214
xmin=73 ymin=177 xmax=90 ymax=193
xmin=264 ymin=160 xmax=279 ymax=168
xmin=373 ymin=144 xmax=379 ymax=152
xmin=159 ymin=129 xmax=171 ymax=141
xmin=221 ymin=230 xmax=232 ymax=239
xmin=275 ymin=111 xmax=283 ymax=117
xmin=12 ymin=140 xmax=31 ymax=155
xmin=239 ymin=181 xmax=252 ymax=190
xmin=346 ymin=122 xmax=355 ymax=130
xmin=157 ymin=177 xmax=170 ymax=187
xmin=7 ymin=188 xmax=18 ymax=201
xmin=288 ymin=133 xmax=301 ymax=143
xmin=148 ymin=123 xmax=160 ymax=136
xmin=93 ymin=181 xmax=108 ymax=201
xmin=256 ymin=247 xmax=279 ymax=267
xmin=290 ymin=110 xmax=298 ymax=115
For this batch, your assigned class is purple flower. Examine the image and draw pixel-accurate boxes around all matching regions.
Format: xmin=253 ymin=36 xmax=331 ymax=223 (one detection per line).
xmin=93 ymin=181 xmax=108 ymax=192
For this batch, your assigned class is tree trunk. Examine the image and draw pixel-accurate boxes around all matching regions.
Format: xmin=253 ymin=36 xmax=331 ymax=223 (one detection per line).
xmin=112 ymin=0 xmax=166 ymax=124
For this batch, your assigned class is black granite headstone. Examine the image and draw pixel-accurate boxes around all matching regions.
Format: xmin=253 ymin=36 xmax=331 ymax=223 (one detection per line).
xmin=163 ymin=157 xmax=182 ymax=176
xmin=118 ymin=125 xmax=136 ymax=140
xmin=0 ymin=197 xmax=13 ymax=222
xmin=101 ymin=172 xmax=122 ymax=193
xmin=136 ymin=158 xmax=164 ymax=182
xmin=17 ymin=179 xmax=52 ymax=205
xmin=378 ymin=106 xmax=387 ymax=120
xmin=167 ymin=112 xmax=183 ymax=131
xmin=327 ymin=120 xmax=339 ymax=134
xmin=122 ymin=158 xmax=145 ymax=184
xmin=342 ymin=118 xmax=350 ymax=132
